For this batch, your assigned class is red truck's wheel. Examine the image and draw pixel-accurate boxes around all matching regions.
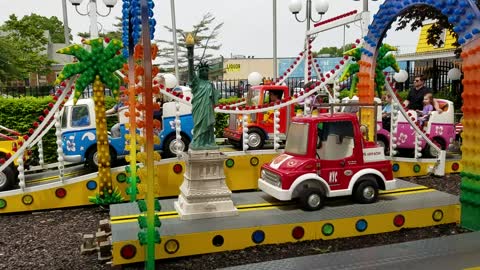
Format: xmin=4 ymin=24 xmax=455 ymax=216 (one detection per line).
xmin=353 ymin=179 xmax=379 ymax=204
xmin=0 ymin=166 xmax=15 ymax=191
xmin=246 ymin=128 xmax=265 ymax=150
xmin=299 ymin=188 xmax=325 ymax=211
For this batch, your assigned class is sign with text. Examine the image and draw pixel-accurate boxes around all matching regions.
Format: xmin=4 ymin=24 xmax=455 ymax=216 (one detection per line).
xmin=226 ymin=63 xmax=241 ymax=72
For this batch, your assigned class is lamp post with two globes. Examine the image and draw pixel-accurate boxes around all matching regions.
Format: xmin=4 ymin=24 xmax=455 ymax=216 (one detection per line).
xmin=288 ymin=0 xmax=329 ymax=31
xmin=288 ymin=0 xmax=329 ymax=82
xmin=68 ymin=0 xmax=118 ymax=38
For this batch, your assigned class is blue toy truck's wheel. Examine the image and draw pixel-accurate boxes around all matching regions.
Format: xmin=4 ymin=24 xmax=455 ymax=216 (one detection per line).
xmin=0 ymin=166 xmax=15 ymax=192
xmin=353 ymin=178 xmax=379 ymax=204
xmin=299 ymin=188 xmax=325 ymax=211
xmin=163 ymin=134 xmax=190 ymax=158
xmin=86 ymin=146 xmax=116 ymax=171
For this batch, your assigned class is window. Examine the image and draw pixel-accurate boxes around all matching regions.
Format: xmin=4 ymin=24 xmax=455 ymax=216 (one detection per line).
xmin=264 ymin=90 xmax=283 ymax=104
xmin=247 ymin=88 xmax=261 ymax=106
xmin=71 ymin=105 xmax=90 ymax=127
xmin=285 ymin=122 xmax=309 ymax=155
xmin=61 ymin=107 xmax=68 ymax=129
xmin=318 ymin=121 xmax=355 ymax=160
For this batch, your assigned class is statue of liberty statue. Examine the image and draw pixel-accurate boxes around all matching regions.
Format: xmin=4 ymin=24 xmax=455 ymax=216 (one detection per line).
xmin=187 ymin=35 xmax=220 ymax=150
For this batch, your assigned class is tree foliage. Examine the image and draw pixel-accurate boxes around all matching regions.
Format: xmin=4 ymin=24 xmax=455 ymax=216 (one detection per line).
xmin=156 ymin=13 xmax=224 ymax=68
xmin=396 ymin=1 xmax=480 ymax=54
xmin=0 ymin=14 xmax=69 ymax=81
xmin=2 ymin=14 xmax=70 ymax=43
xmin=313 ymin=44 xmax=356 ymax=57
xmin=0 ymin=37 xmax=21 ymax=83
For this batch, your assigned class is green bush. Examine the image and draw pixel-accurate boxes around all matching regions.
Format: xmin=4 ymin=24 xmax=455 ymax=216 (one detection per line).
xmin=215 ymin=97 xmax=242 ymax=138
xmin=0 ymin=96 xmax=58 ymax=164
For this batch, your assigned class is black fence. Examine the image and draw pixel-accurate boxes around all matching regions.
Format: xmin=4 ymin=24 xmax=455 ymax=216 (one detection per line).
xmin=1 ymin=59 xmax=461 ymax=108
xmin=213 ymin=75 xmax=358 ymax=99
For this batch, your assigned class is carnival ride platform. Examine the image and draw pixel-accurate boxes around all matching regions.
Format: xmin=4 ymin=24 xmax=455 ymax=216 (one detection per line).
xmin=0 ymin=149 xmax=462 ymax=214
xmin=109 ymin=179 xmax=459 ymax=266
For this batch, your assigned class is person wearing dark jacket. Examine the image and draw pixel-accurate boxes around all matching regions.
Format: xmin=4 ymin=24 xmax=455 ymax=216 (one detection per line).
xmin=404 ymin=75 xmax=432 ymax=111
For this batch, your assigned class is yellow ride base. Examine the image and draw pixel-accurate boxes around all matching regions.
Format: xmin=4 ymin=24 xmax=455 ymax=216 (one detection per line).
xmin=109 ymin=182 xmax=460 ymax=266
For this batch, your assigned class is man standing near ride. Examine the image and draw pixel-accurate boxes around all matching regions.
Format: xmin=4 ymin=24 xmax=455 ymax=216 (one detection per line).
xmin=404 ymin=75 xmax=432 ymax=110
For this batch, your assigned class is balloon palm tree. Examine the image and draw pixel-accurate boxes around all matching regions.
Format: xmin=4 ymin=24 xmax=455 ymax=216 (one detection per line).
xmin=55 ymin=38 xmax=126 ymax=204
xmin=340 ymin=43 xmax=400 ymax=98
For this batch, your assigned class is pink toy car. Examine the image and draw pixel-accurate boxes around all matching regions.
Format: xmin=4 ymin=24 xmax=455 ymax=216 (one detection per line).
xmin=376 ymin=99 xmax=456 ymax=157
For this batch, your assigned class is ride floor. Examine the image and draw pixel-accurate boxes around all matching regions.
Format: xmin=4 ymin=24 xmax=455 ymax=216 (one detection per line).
xmin=222 ymin=231 xmax=480 ymax=270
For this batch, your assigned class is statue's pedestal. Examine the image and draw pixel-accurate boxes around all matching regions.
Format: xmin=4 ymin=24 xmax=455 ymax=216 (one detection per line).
xmin=174 ymin=149 xmax=238 ymax=220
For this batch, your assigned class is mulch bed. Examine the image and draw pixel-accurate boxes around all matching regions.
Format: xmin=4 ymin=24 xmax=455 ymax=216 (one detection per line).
xmin=0 ymin=174 xmax=468 ymax=270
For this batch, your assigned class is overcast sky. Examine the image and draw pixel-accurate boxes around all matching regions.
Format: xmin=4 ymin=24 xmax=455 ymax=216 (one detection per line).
xmin=0 ymin=0 xmax=420 ymax=58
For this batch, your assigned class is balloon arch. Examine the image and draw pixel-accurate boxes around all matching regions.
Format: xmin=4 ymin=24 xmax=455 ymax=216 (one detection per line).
xmin=357 ymin=0 xmax=480 ymax=230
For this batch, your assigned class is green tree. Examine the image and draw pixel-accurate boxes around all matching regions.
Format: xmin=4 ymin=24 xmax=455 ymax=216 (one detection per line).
xmin=313 ymin=44 xmax=355 ymax=57
xmin=0 ymin=14 xmax=70 ymax=81
xmin=396 ymin=1 xmax=480 ymax=53
xmin=2 ymin=14 xmax=70 ymax=43
xmin=156 ymin=13 xmax=224 ymax=68
xmin=0 ymin=36 xmax=21 ymax=84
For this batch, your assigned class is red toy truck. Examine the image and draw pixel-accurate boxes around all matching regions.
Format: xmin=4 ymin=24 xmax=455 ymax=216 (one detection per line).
xmin=258 ymin=112 xmax=397 ymax=210
xmin=223 ymin=85 xmax=295 ymax=149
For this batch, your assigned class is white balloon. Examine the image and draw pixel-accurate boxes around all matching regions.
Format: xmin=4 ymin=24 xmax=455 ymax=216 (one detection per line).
xmin=393 ymin=70 xmax=408 ymax=83
xmin=248 ymin=72 xmax=263 ymax=86
xmin=447 ymin=68 xmax=462 ymax=81
xmin=164 ymin=74 xmax=178 ymax=88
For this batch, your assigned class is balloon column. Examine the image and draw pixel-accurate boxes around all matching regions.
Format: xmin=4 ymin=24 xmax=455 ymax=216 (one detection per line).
xmin=121 ymin=43 xmax=161 ymax=201
xmin=122 ymin=0 xmax=160 ymax=268
xmin=55 ymin=38 xmax=126 ymax=204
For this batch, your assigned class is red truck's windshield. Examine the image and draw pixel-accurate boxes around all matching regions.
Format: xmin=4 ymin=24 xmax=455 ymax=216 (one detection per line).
xmin=246 ymin=88 xmax=261 ymax=106
xmin=285 ymin=122 xmax=309 ymax=155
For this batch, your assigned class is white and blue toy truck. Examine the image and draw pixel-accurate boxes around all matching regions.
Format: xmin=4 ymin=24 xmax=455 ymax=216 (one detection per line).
xmin=60 ymin=91 xmax=193 ymax=169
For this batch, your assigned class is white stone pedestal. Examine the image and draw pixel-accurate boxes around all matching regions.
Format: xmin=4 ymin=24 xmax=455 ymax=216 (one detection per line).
xmin=174 ymin=149 xmax=238 ymax=220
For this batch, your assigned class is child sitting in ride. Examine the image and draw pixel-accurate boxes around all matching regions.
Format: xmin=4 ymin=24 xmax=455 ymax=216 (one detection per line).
xmin=417 ymin=93 xmax=434 ymax=127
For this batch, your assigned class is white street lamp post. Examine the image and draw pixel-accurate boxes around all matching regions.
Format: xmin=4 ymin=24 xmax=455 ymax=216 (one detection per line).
xmin=289 ymin=0 xmax=329 ymax=31
xmin=69 ymin=0 xmax=117 ymax=38
xmin=353 ymin=0 xmax=379 ymax=13
xmin=289 ymin=0 xmax=329 ymax=82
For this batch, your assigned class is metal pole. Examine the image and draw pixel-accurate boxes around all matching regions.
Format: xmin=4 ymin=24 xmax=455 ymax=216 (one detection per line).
xmin=343 ymin=25 xmax=346 ymax=53
xmin=62 ymin=0 xmax=70 ymax=45
xmin=306 ymin=0 xmax=311 ymax=31
xmin=304 ymin=0 xmax=311 ymax=82
xmin=170 ymin=0 xmax=180 ymax=81
xmin=89 ymin=0 xmax=99 ymax=38
xmin=273 ymin=0 xmax=277 ymax=80
xmin=363 ymin=0 xmax=368 ymax=12
xmin=139 ymin=0 xmax=155 ymax=266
